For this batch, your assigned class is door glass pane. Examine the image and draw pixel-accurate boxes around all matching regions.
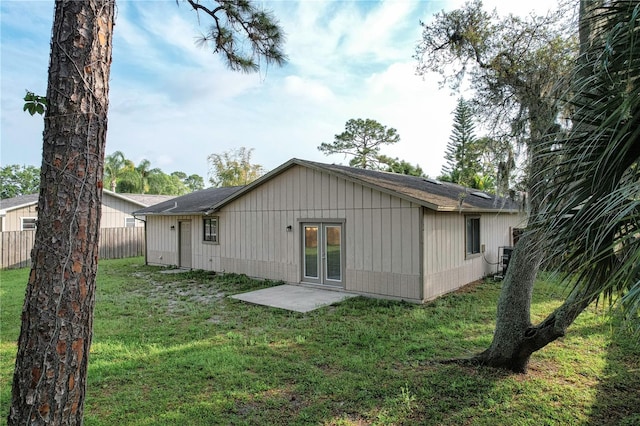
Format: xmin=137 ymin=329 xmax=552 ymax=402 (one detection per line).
xmin=325 ymin=225 xmax=341 ymax=281
xmin=304 ymin=226 xmax=319 ymax=279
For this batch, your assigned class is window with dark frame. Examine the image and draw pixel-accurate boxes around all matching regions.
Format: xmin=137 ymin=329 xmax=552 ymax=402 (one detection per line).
xmin=21 ymin=217 xmax=37 ymax=231
xmin=466 ymin=216 xmax=480 ymax=256
xmin=203 ymin=217 xmax=218 ymax=243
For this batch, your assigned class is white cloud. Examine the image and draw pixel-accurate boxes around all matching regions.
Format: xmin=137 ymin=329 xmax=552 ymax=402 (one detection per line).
xmin=283 ymin=76 xmax=335 ymax=103
xmin=1 ymin=0 xmax=569 ymax=185
xmin=342 ymin=0 xmax=421 ymax=61
xmin=358 ymin=62 xmax=458 ymax=176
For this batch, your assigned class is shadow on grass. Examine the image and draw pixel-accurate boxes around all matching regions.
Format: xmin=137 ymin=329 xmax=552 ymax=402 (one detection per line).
xmin=588 ymin=319 xmax=640 ymax=426
xmin=83 ymin=293 xmax=509 ymax=426
xmin=6 ymin=262 xmax=636 ymax=425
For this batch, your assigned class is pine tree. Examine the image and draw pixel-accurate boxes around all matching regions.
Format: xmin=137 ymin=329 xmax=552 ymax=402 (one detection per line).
xmin=440 ymin=98 xmax=481 ymax=186
xmin=318 ymin=118 xmax=400 ymax=169
xmin=8 ymin=1 xmax=285 ymax=423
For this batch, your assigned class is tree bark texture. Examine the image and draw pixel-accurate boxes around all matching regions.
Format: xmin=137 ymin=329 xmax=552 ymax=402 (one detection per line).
xmin=472 ymin=232 xmax=543 ymax=373
xmin=472 ymin=108 xmax=560 ymax=373
xmin=9 ymin=1 xmax=114 ymax=424
xmin=474 ymin=256 xmax=601 ymax=373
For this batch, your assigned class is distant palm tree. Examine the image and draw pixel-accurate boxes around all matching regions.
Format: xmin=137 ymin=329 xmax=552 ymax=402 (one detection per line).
xmin=103 ymin=151 xmax=127 ymax=192
xmin=134 ymin=159 xmax=162 ymax=194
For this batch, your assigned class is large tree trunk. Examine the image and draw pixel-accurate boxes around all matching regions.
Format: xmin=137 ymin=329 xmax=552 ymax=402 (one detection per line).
xmin=473 ymin=246 xmax=601 ymax=373
xmin=469 ymin=0 xmax=625 ymax=374
xmin=472 ymin=233 xmax=542 ymax=373
xmin=8 ymin=1 xmax=114 ymax=424
xmin=471 ymin=108 xmax=561 ymax=373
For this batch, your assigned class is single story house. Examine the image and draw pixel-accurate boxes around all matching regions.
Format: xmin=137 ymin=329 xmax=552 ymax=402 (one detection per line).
xmin=0 ymin=190 xmax=175 ymax=232
xmin=134 ymin=159 xmax=526 ymax=303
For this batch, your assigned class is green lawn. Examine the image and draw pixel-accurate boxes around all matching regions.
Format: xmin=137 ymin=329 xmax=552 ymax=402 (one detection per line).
xmin=1 ymin=258 xmax=639 ymax=425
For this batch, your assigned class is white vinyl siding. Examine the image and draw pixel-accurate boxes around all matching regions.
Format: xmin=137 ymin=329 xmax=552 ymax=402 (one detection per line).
xmin=1 ymin=192 xmax=153 ymax=232
xmin=101 ymin=194 xmax=143 ymax=228
xmin=2 ymin=204 xmax=38 ymax=232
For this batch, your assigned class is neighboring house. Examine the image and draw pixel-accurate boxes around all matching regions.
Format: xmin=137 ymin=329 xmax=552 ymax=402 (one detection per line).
xmin=0 ymin=190 xmax=175 ymax=232
xmin=135 ymin=159 xmax=526 ymax=303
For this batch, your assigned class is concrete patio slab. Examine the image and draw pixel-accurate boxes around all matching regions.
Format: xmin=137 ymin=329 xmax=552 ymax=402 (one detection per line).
xmin=230 ymin=285 xmax=358 ymax=313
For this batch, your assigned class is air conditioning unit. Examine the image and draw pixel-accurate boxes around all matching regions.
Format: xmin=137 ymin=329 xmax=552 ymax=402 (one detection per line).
xmin=494 ymin=246 xmax=514 ymax=280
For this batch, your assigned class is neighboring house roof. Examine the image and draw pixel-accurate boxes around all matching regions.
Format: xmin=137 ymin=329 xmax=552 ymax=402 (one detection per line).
xmin=0 ymin=194 xmax=39 ymax=215
xmin=211 ymin=159 xmax=522 ymax=213
xmin=0 ymin=191 xmax=177 ymax=216
xmin=111 ymin=193 xmax=176 ymax=208
xmin=133 ymin=186 xmax=244 ymax=216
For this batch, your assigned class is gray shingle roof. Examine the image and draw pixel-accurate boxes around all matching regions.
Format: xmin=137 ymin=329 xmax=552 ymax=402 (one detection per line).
xmin=119 ymin=193 xmax=176 ymax=207
xmin=0 ymin=194 xmax=39 ymax=211
xmin=133 ymin=159 xmax=522 ymax=215
xmin=133 ymin=186 xmax=244 ymax=215
xmin=299 ymin=160 xmax=521 ymax=212
xmin=212 ymin=159 xmax=522 ymax=213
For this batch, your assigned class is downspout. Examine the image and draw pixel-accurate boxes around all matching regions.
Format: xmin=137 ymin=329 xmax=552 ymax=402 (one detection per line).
xmin=419 ymin=206 xmax=425 ymax=302
xmin=133 ymin=214 xmax=148 ymax=265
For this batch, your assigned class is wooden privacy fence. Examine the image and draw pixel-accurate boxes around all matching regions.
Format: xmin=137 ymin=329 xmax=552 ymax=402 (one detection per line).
xmin=0 ymin=227 xmax=145 ymax=269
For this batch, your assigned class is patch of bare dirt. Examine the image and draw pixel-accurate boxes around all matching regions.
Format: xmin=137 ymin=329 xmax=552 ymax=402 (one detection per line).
xmin=131 ymin=271 xmax=225 ymax=315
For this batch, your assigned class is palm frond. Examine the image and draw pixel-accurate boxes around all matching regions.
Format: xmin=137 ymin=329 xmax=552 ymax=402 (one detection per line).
xmin=534 ymin=0 xmax=640 ymax=326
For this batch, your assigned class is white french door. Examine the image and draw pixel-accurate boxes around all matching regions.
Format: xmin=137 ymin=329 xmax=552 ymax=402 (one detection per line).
xmin=302 ymin=223 xmax=343 ymax=286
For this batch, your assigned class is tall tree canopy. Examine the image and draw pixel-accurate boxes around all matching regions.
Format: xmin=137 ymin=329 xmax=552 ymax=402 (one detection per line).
xmin=440 ymin=97 xmax=483 ymax=187
xmin=535 ymin=0 xmax=640 ymax=328
xmin=318 ymin=118 xmax=400 ymax=169
xmin=416 ymin=0 xmax=579 ymax=372
xmin=0 ymin=165 xmax=40 ymax=199
xmin=376 ymin=155 xmax=425 ymax=177
xmin=183 ymin=173 xmax=205 ymax=192
xmin=104 ymin=152 xmax=203 ymax=195
xmin=474 ymin=135 xmax=516 ymax=195
xmin=8 ymin=1 xmax=285 ymax=424
xmin=103 ymin=151 xmax=132 ymax=192
xmin=439 ymin=99 xmax=515 ymax=194
xmin=208 ymin=147 xmax=264 ymax=187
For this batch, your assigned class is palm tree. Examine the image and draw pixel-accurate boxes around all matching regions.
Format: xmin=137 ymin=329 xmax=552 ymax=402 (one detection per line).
xmin=135 ymin=159 xmax=162 ymax=194
xmin=534 ymin=0 xmax=640 ymax=326
xmin=103 ymin=151 xmax=127 ymax=192
xmin=464 ymin=0 xmax=639 ymax=374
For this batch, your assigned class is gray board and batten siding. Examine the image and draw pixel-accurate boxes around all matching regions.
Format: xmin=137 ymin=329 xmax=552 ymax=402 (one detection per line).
xmin=136 ymin=159 xmax=526 ymax=303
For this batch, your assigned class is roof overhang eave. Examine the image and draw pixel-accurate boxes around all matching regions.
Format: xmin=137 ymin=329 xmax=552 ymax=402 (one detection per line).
xmin=433 ymin=206 xmax=523 ymax=214
xmin=1 ymin=201 xmax=38 ymax=213
xmin=103 ymin=189 xmax=148 ymax=207
xmin=133 ymin=211 xmax=207 ymax=217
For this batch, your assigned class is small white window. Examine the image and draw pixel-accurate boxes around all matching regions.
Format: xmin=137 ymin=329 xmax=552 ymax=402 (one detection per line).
xmin=125 ymin=217 xmax=136 ymax=228
xmin=21 ymin=217 xmax=37 ymax=231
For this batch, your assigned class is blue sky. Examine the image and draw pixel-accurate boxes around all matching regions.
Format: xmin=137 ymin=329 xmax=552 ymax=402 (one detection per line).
xmin=1 ymin=0 xmax=559 ymax=185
